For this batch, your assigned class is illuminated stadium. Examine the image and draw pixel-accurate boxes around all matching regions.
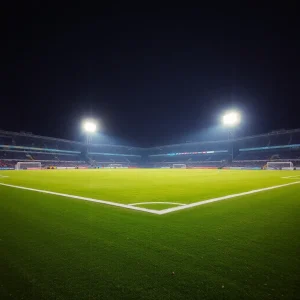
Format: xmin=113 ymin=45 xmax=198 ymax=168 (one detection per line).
xmin=1 ymin=127 xmax=300 ymax=170
xmin=1 ymin=124 xmax=300 ymax=300
xmin=2 ymin=7 xmax=300 ymax=299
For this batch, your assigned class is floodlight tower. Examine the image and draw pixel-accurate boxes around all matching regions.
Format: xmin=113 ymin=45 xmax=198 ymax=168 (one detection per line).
xmin=222 ymin=111 xmax=241 ymax=161
xmin=82 ymin=119 xmax=97 ymax=145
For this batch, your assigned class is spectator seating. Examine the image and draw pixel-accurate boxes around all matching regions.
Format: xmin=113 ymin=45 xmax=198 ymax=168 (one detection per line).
xmin=1 ymin=129 xmax=300 ymax=169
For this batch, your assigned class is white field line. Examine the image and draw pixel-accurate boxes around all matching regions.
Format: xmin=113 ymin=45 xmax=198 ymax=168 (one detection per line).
xmin=0 ymin=175 xmax=9 ymax=178
xmin=157 ymin=181 xmax=300 ymax=215
xmin=0 ymin=183 xmax=161 ymax=215
xmin=281 ymin=175 xmax=300 ymax=179
xmin=129 ymin=202 xmax=186 ymax=206
xmin=0 ymin=181 xmax=299 ymax=215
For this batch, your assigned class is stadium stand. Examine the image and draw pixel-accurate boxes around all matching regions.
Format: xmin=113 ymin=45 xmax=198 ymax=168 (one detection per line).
xmin=232 ymin=130 xmax=300 ymax=169
xmin=147 ymin=129 xmax=300 ymax=169
xmin=0 ymin=130 xmax=142 ymax=169
xmin=0 ymin=128 xmax=300 ymax=170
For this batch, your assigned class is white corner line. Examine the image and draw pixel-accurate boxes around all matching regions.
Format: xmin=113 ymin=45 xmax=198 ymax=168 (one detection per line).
xmin=281 ymin=175 xmax=300 ymax=179
xmin=0 ymin=181 xmax=299 ymax=216
xmin=0 ymin=183 xmax=161 ymax=215
xmin=157 ymin=181 xmax=300 ymax=215
xmin=129 ymin=202 xmax=186 ymax=206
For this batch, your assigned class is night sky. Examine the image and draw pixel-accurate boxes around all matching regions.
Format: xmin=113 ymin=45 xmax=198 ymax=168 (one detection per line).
xmin=1 ymin=5 xmax=299 ymax=147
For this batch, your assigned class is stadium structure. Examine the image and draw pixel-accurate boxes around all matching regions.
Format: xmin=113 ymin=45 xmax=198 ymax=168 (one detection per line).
xmin=1 ymin=128 xmax=300 ymax=170
xmin=1 ymin=128 xmax=300 ymax=300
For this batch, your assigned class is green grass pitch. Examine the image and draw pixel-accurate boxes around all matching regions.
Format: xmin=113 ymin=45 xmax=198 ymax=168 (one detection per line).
xmin=1 ymin=169 xmax=300 ymax=299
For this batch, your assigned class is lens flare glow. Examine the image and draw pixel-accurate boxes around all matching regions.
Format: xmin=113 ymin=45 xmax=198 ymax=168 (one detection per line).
xmin=83 ymin=120 xmax=97 ymax=132
xmin=223 ymin=111 xmax=241 ymax=126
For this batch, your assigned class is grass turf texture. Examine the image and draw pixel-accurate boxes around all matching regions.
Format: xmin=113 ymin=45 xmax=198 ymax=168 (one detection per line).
xmin=0 ymin=169 xmax=300 ymax=299
xmin=0 ymin=169 xmax=300 ymax=207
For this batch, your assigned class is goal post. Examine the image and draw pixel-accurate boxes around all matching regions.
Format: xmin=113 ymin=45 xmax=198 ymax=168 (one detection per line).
xmin=173 ymin=164 xmax=187 ymax=169
xmin=15 ymin=162 xmax=42 ymax=170
xmin=266 ymin=161 xmax=294 ymax=170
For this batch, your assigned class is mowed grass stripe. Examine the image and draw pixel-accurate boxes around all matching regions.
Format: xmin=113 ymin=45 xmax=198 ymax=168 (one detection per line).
xmin=159 ymin=181 xmax=300 ymax=214
xmin=1 ymin=184 xmax=300 ymax=299
xmin=2 ymin=169 xmax=299 ymax=205
xmin=1 ymin=181 xmax=299 ymax=215
xmin=0 ymin=183 xmax=160 ymax=215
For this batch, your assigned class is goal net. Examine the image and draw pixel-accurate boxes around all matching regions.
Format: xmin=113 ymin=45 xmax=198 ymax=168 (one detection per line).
xmin=108 ymin=164 xmax=123 ymax=168
xmin=15 ymin=162 xmax=42 ymax=170
xmin=173 ymin=164 xmax=187 ymax=169
xmin=266 ymin=161 xmax=294 ymax=170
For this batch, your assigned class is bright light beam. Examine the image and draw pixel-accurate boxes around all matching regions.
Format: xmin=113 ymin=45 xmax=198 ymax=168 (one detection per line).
xmin=223 ymin=111 xmax=241 ymax=126
xmin=83 ymin=120 xmax=97 ymax=133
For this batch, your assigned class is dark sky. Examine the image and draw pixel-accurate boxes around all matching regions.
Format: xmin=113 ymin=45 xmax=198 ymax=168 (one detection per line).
xmin=1 ymin=5 xmax=299 ymax=146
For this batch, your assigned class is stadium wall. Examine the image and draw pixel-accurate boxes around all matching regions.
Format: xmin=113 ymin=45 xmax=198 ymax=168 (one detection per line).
xmin=1 ymin=128 xmax=300 ymax=168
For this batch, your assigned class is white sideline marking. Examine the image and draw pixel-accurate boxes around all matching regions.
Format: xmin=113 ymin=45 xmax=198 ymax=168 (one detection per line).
xmin=0 ymin=183 xmax=161 ymax=215
xmin=281 ymin=175 xmax=300 ymax=179
xmin=157 ymin=181 xmax=300 ymax=215
xmin=129 ymin=202 xmax=186 ymax=206
xmin=0 ymin=181 xmax=299 ymax=215
xmin=0 ymin=175 xmax=9 ymax=178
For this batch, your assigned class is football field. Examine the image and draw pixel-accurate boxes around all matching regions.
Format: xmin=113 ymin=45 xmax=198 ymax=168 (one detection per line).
xmin=1 ymin=169 xmax=300 ymax=299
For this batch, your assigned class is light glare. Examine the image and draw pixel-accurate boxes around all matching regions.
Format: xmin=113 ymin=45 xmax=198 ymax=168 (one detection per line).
xmin=83 ymin=120 xmax=97 ymax=133
xmin=223 ymin=111 xmax=241 ymax=126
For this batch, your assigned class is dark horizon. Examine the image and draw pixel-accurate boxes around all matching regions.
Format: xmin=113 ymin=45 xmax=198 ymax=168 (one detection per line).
xmin=1 ymin=5 xmax=299 ymax=147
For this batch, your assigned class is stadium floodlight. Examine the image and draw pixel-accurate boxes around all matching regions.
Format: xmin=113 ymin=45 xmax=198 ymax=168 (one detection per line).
xmin=82 ymin=119 xmax=98 ymax=145
xmin=222 ymin=111 xmax=241 ymax=160
xmin=82 ymin=120 xmax=97 ymax=133
xmin=223 ymin=111 xmax=241 ymax=126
